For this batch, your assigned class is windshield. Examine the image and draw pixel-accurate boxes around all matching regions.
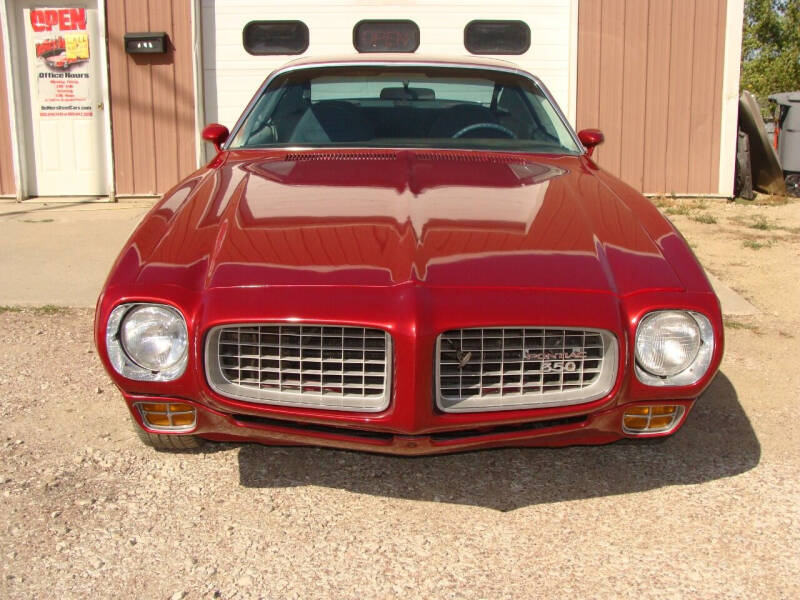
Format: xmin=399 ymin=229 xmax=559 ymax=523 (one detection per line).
xmin=228 ymin=66 xmax=582 ymax=154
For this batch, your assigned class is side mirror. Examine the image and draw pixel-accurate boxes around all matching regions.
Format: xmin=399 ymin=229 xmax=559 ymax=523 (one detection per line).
xmin=202 ymin=123 xmax=230 ymax=152
xmin=578 ymin=129 xmax=604 ymax=157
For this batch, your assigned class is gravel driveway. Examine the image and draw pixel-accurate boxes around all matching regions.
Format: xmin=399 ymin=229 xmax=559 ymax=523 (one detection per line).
xmin=1 ymin=197 xmax=798 ymax=599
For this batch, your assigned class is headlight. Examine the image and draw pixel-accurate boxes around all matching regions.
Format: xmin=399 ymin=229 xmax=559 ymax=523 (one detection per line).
xmin=106 ymin=303 xmax=188 ymax=381
xmin=634 ymin=310 xmax=714 ymax=386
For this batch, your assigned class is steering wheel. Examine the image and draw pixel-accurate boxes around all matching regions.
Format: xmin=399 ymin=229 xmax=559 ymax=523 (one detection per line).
xmin=452 ymin=122 xmax=517 ymax=139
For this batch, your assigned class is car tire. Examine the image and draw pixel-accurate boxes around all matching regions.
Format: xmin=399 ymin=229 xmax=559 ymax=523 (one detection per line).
xmin=132 ymin=417 xmax=205 ymax=451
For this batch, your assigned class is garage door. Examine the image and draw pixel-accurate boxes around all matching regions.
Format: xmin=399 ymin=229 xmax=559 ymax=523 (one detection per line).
xmin=201 ymin=0 xmax=578 ymax=146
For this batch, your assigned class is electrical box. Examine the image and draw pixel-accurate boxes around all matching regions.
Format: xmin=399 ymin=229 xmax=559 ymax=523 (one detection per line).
xmin=124 ymin=32 xmax=168 ymax=54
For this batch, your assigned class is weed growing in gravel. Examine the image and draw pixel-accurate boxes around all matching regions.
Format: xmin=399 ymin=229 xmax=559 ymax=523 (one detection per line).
xmin=732 ymin=194 xmax=790 ymax=206
xmin=691 ymin=214 xmax=717 ymax=224
xmin=749 ymin=216 xmax=774 ymax=230
xmin=742 ymin=239 xmax=774 ymax=250
xmin=666 ymin=205 xmax=692 ymax=216
xmin=651 ymin=195 xmax=669 ymax=208
xmin=724 ymin=317 xmax=761 ymax=333
xmin=0 ymin=306 xmax=22 ymax=315
xmin=33 ymin=305 xmax=67 ymax=315
xmin=754 ymin=194 xmax=790 ymax=206
xmin=653 ymin=196 xmax=711 ymax=216
xmin=731 ymin=215 xmax=800 ymax=235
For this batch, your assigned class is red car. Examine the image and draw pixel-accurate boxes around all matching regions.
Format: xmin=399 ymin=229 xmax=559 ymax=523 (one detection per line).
xmin=35 ymin=37 xmax=65 ymax=58
xmin=95 ymin=56 xmax=723 ymax=454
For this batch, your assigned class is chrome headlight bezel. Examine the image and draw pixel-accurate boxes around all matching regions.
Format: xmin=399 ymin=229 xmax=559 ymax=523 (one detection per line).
xmin=634 ymin=310 xmax=714 ymax=386
xmin=105 ymin=303 xmax=188 ymax=381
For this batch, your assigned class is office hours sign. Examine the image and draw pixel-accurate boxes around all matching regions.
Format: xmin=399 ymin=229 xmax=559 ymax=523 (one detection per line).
xmin=28 ymin=7 xmax=92 ymax=118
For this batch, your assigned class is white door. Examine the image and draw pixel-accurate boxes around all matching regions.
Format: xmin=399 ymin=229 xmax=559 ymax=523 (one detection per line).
xmin=16 ymin=1 xmax=108 ymax=196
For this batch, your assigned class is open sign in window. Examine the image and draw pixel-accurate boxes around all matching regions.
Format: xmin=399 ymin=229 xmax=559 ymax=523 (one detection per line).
xmin=353 ymin=20 xmax=420 ymax=53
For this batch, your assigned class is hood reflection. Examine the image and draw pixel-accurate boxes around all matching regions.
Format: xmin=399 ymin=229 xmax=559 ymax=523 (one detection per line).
xmin=133 ymin=150 xmax=680 ymax=294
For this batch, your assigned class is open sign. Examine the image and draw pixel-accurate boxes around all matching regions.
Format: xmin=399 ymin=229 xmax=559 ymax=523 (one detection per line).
xmin=353 ymin=21 xmax=420 ymax=53
xmin=30 ymin=8 xmax=87 ymax=33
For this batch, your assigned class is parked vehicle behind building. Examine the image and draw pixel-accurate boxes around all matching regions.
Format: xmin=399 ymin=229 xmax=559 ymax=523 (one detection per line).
xmin=769 ymin=91 xmax=800 ymax=196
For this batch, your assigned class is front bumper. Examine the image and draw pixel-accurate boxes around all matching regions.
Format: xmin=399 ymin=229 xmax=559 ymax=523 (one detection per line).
xmin=126 ymin=392 xmax=695 ymax=455
xmin=100 ymin=283 xmax=722 ymax=455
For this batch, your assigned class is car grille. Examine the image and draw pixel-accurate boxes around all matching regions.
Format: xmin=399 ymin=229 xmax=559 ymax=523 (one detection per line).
xmin=205 ymin=324 xmax=391 ymax=412
xmin=436 ymin=327 xmax=618 ymax=412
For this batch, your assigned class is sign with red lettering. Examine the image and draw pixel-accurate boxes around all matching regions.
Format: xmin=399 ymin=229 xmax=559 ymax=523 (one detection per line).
xmin=30 ymin=7 xmax=87 ymax=32
xmin=28 ymin=7 xmax=92 ymax=119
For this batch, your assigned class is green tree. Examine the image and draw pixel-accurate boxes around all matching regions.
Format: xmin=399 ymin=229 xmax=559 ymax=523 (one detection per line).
xmin=740 ymin=0 xmax=800 ymax=114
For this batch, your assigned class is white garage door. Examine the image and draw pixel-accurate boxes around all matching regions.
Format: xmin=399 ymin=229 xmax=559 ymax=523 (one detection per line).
xmin=201 ymin=0 xmax=577 ymax=144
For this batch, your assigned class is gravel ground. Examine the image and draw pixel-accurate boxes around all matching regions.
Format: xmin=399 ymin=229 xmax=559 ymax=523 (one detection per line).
xmin=1 ymin=197 xmax=799 ymax=599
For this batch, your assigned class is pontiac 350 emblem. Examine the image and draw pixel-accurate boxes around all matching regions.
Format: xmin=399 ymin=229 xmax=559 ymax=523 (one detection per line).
xmin=524 ymin=348 xmax=588 ymax=361
xmin=524 ymin=348 xmax=588 ymax=373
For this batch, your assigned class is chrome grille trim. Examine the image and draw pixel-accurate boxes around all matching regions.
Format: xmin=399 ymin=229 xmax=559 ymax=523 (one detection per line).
xmin=435 ymin=327 xmax=618 ymax=413
xmin=205 ymin=324 xmax=392 ymax=412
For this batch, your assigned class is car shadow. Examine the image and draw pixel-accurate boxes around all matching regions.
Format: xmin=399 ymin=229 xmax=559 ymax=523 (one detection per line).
xmin=236 ymin=371 xmax=759 ymax=511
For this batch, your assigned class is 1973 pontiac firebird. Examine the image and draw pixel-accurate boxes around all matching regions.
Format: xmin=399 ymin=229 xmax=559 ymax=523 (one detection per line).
xmin=95 ymin=56 xmax=723 ymax=454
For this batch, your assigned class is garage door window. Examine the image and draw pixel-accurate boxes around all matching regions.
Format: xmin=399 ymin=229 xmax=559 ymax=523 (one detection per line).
xmin=353 ymin=20 xmax=420 ymax=53
xmin=243 ymin=21 xmax=309 ymax=55
xmin=464 ymin=20 xmax=531 ymax=55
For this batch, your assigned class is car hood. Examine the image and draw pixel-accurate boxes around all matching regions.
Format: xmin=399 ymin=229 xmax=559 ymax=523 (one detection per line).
xmin=120 ymin=149 xmax=685 ymax=295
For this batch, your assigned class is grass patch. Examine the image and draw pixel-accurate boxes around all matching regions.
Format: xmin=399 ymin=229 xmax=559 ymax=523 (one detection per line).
xmin=749 ymin=216 xmax=773 ymax=230
xmin=724 ymin=317 xmax=761 ymax=333
xmin=732 ymin=193 xmax=790 ymax=206
xmin=690 ymin=213 xmax=717 ymax=224
xmin=665 ymin=205 xmax=692 ymax=216
xmin=21 ymin=218 xmax=54 ymax=223
xmin=729 ymin=215 xmax=798 ymax=234
xmin=652 ymin=196 xmax=710 ymax=216
xmin=755 ymin=193 xmax=790 ymax=205
xmin=651 ymin=195 xmax=669 ymax=208
xmin=742 ymin=239 xmax=775 ymax=250
xmin=32 ymin=304 xmax=68 ymax=315
xmin=0 ymin=305 xmax=70 ymax=316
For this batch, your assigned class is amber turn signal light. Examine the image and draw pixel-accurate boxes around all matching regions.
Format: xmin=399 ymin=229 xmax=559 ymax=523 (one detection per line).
xmin=137 ymin=402 xmax=196 ymax=431
xmin=622 ymin=405 xmax=683 ymax=434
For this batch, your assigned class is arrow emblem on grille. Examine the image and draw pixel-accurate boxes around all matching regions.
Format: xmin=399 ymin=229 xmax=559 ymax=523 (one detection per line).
xmin=456 ymin=350 xmax=472 ymax=369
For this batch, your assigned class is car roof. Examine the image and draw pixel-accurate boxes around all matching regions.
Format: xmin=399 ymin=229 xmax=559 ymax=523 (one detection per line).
xmin=278 ymin=53 xmax=524 ymax=72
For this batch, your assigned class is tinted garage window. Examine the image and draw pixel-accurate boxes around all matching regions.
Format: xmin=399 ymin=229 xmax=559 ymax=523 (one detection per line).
xmin=353 ymin=20 xmax=420 ymax=53
xmin=243 ymin=21 xmax=309 ymax=55
xmin=464 ymin=20 xmax=531 ymax=55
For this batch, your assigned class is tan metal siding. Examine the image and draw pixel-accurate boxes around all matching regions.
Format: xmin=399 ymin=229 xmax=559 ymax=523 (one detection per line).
xmin=642 ymin=1 xmax=672 ymax=193
xmin=107 ymin=0 xmax=196 ymax=196
xmin=577 ymin=0 xmax=727 ymax=195
xmin=0 ymin=17 xmax=15 ymax=196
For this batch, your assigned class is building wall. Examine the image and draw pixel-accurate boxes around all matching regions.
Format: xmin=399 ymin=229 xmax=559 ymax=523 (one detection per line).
xmin=106 ymin=0 xmax=196 ymax=196
xmin=577 ymin=0 xmax=728 ymax=195
xmin=202 ymin=0 xmax=577 ymax=137
xmin=0 ymin=15 xmax=15 ymax=196
xmin=3 ymin=1 xmax=738 ymax=198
